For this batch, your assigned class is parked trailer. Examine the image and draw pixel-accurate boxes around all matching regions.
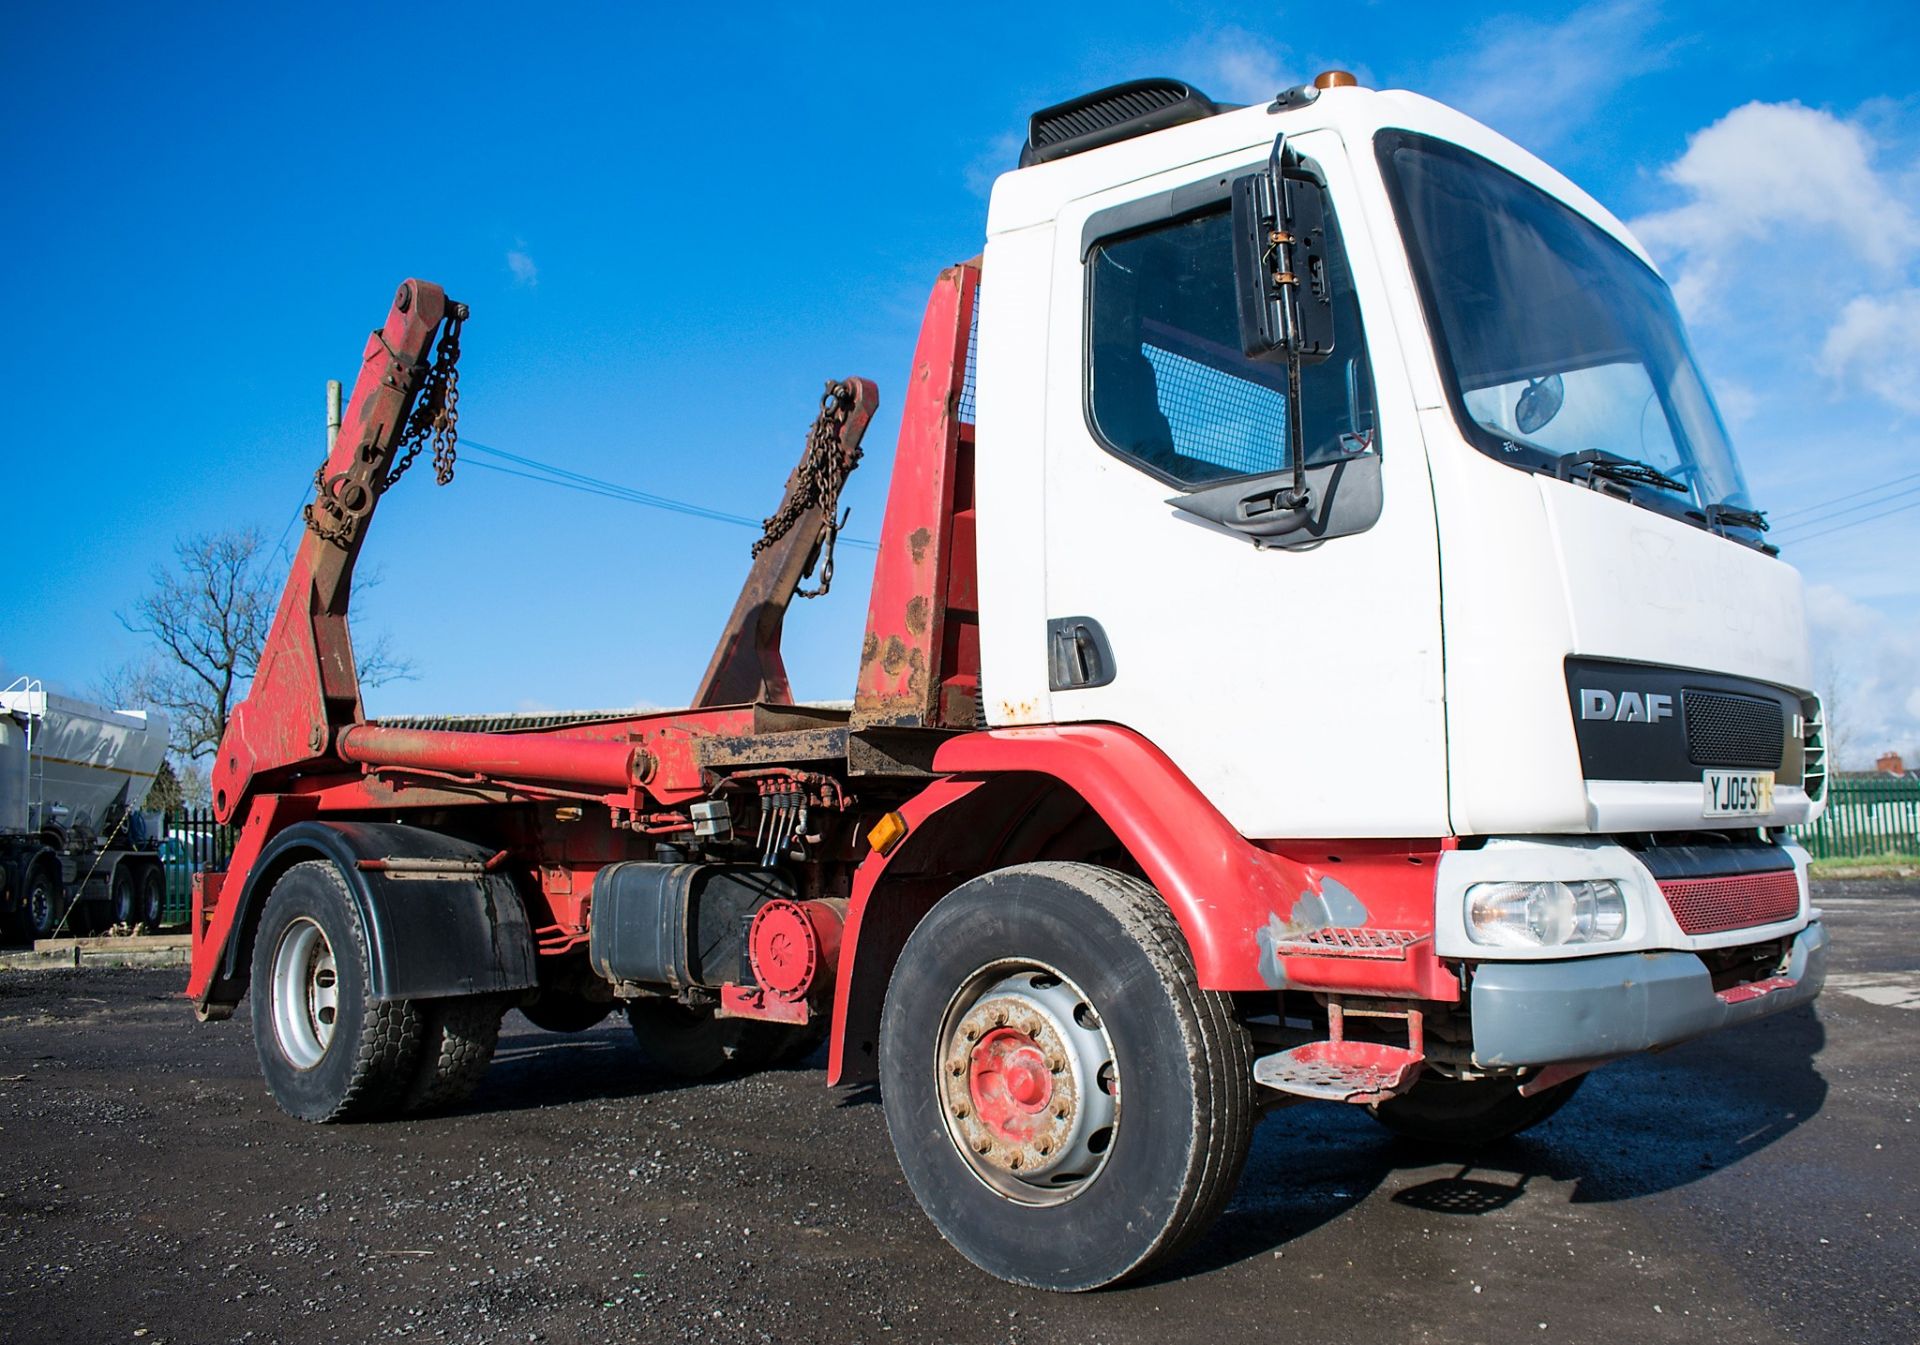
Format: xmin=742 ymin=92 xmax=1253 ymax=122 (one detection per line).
xmin=189 ymin=73 xmax=1829 ymax=1290
xmin=1 ymin=678 xmax=171 ymax=939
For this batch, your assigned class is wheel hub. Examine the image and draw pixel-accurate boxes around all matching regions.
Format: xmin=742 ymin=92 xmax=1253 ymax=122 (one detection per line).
xmin=270 ymin=917 xmax=339 ymax=1071
xmin=938 ymin=968 xmax=1119 ymax=1203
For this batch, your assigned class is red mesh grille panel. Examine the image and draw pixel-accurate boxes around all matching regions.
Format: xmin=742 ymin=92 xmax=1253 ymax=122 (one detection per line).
xmin=1659 ymin=870 xmax=1799 ymax=935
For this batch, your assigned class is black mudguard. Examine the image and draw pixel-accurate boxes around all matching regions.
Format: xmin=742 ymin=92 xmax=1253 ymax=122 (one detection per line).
xmin=218 ymin=821 xmax=537 ymax=1003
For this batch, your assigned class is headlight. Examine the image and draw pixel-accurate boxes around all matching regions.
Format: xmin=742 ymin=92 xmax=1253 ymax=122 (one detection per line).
xmin=1466 ymin=879 xmax=1627 ymax=948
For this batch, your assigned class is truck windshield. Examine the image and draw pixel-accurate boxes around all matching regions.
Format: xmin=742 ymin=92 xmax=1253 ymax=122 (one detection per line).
xmin=1376 ymin=131 xmax=1761 ymax=534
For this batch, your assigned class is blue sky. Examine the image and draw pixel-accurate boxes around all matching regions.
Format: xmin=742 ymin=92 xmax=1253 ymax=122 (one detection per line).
xmin=4 ymin=1 xmax=1918 ymax=763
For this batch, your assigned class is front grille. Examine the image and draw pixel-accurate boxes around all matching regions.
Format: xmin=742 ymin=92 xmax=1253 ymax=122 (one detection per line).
xmin=1683 ymin=689 xmax=1783 ymax=768
xmin=1802 ymin=700 xmax=1827 ymax=801
xmin=1659 ymin=870 xmax=1799 ymax=935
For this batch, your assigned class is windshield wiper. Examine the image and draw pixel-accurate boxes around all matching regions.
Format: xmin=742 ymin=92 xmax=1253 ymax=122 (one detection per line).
xmin=1554 ymin=449 xmax=1688 ymax=496
xmin=1705 ymin=502 xmax=1769 ymax=532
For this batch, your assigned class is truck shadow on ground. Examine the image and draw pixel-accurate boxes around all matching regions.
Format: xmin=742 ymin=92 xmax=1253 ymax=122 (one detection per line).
xmin=1158 ymin=1004 xmax=1828 ymax=1283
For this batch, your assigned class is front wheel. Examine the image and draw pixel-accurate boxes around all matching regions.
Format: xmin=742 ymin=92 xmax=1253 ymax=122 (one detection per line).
xmin=879 ymin=862 xmax=1254 ymax=1291
xmin=24 ymin=868 xmax=61 ymax=941
xmin=249 ymin=861 xmax=422 ymax=1123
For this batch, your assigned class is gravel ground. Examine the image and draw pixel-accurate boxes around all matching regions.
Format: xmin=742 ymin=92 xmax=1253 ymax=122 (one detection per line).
xmin=1 ymin=880 xmax=1914 ymax=1345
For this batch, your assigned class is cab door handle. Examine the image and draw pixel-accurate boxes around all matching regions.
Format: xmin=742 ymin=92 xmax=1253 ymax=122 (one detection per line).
xmin=1048 ymin=617 xmax=1116 ymax=690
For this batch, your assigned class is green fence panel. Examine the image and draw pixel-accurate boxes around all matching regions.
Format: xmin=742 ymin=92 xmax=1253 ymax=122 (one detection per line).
xmin=161 ymin=808 xmax=235 ymax=928
xmin=1792 ymin=778 xmax=1920 ymax=860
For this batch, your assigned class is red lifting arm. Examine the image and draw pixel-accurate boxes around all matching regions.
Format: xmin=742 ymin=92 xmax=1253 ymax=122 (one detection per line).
xmin=210 ymin=280 xmax=464 ymax=822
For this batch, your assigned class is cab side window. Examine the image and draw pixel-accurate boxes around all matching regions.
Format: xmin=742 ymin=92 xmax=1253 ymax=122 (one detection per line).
xmin=1087 ymin=204 xmax=1374 ymax=489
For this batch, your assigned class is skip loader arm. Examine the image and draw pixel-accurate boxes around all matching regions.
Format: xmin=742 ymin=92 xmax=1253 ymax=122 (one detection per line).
xmin=209 ymin=280 xmax=464 ymax=825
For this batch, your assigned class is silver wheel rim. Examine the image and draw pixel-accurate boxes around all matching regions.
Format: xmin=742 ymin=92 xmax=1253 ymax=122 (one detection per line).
xmin=270 ymin=917 xmax=339 ymax=1070
xmin=935 ymin=960 xmax=1120 ymax=1206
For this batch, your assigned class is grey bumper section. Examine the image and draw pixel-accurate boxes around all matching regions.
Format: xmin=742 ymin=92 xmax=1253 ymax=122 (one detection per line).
xmin=1468 ymin=921 xmax=1828 ymax=1068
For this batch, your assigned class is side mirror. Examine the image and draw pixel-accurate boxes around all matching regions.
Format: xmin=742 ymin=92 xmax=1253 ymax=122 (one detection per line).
xmin=1231 ymin=135 xmax=1336 ymax=365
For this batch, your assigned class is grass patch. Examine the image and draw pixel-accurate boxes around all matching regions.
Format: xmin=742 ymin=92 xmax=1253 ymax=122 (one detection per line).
xmin=1808 ymin=851 xmax=1920 ymax=879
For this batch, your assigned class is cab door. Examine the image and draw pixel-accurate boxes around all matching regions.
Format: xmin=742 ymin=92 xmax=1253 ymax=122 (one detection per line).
xmin=1037 ymin=131 xmax=1448 ymax=840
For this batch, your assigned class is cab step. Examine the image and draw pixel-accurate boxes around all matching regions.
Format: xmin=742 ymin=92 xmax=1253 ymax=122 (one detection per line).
xmin=1254 ymin=1040 xmax=1423 ymax=1103
xmin=1253 ymin=1000 xmax=1426 ymax=1103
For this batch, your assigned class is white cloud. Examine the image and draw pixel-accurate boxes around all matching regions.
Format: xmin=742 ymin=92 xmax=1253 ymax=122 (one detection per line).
xmin=1632 ymin=100 xmax=1920 ymax=425
xmin=964 ymin=130 xmax=1023 ymax=200
xmin=1184 ymin=26 xmax=1293 ymax=107
xmin=506 ymin=248 xmax=538 ymax=287
xmin=1634 ymin=101 xmax=1920 ymax=304
xmin=1819 ymin=290 xmax=1920 ymax=414
xmin=1805 ymin=585 xmax=1920 ymax=764
xmin=1806 ymin=583 xmax=1880 ymax=639
xmin=1439 ymin=1 xmax=1668 ymax=150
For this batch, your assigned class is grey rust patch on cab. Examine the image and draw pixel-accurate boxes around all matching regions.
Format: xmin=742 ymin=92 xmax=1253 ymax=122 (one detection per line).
xmin=1255 ymin=876 xmax=1372 ymax=989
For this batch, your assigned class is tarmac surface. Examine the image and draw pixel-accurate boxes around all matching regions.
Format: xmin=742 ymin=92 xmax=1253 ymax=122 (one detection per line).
xmin=1 ymin=879 xmax=1914 ymax=1345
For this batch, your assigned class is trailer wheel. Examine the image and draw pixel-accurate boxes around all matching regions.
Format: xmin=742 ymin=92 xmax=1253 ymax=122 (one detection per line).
xmin=111 ymin=867 xmax=138 ymax=927
xmin=24 ymin=867 xmax=61 ymax=941
xmin=1368 ymin=1072 xmax=1586 ymax=1148
xmin=250 ymin=861 xmax=423 ymax=1123
xmin=139 ymin=866 xmax=166 ymax=928
xmin=879 ymin=862 xmax=1254 ymax=1291
xmin=625 ymin=1000 xmax=784 ymax=1078
xmin=403 ymin=995 xmax=506 ymax=1114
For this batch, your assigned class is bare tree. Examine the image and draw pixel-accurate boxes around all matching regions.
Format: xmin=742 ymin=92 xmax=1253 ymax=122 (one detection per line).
xmin=108 ymin=528 xmax=412 ymax=762
xmin=1814 ymin=646 xmax=1856 ymax=771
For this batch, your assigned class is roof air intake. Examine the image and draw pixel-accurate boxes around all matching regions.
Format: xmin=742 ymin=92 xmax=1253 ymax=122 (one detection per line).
xmin=1020 ymin=78 xmax=1219 ymax=167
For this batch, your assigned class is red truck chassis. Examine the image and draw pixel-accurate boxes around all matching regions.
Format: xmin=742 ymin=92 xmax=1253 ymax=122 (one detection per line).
xmin=189 ymin=267 xmax=1454 ymax=1093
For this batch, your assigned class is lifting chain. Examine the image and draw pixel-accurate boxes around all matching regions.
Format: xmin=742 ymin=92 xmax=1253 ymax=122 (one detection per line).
xmin=303 ymin=306 xmax=466 ymax=548
xmin=386 ymin=306 xmax=465 ymax=488
xmin=755 ymin=379 xmax=860 ymax=599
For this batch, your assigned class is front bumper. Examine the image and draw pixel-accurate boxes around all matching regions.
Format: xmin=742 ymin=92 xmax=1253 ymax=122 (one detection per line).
xmin=1467 ymin=920 xmax=1827 ymax=1067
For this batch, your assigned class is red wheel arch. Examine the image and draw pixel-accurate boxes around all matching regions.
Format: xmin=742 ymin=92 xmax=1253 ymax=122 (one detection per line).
xmin=827 ymin=724 xmax=1455 ymax=1085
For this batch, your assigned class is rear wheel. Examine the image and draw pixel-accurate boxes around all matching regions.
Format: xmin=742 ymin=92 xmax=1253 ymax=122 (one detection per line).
xmin=1369 ymin=1072 xmax=1586 ymax=1148
xmin=111 ymin=868 xmax=138 ymax=926
xmin=520 ymin=988 xmax=614 ymax=1034
xmin=249 ymin=861 xmax=422 ymax=1123
xmin=139 ymin=866 xmax=166 ymax=928
xmin=403 ymin=995 xmax=505 ymax=1114
xmin=879 ymin=862 xmax=1254 ymax=1291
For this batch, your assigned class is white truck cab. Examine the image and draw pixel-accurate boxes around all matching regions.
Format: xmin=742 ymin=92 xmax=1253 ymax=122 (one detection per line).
xmin=974 ymin=74 xmax=1824 ymax=975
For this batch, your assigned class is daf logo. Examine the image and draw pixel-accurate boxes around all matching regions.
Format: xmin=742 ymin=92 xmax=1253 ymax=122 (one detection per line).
xmin=1580 ymin=689 xmax=1673 ymax=724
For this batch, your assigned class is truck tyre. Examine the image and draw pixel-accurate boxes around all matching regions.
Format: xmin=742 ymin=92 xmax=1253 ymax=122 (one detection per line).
xmin=625 ymin=999 xmax=785 ymax=1078
xmin=111 ymin=867 xmax=138 ymax=927
xmin=520 ymin=989 xmax=613 ymax=1034
xmin=1368 ymin=1072 xmax=1586 ymax=1148
xmin=250 ymin=861 xmax=423 ymax=1123
xmin=403 ymin=995 xmax=506 ymax=1114
xmin=24 ymin=867 xmax=61 ymax=941
xmin=139 ymin=866 xmax=166 ymax=928
xmin=878 ymin=862 xmax=1255 ymax=1291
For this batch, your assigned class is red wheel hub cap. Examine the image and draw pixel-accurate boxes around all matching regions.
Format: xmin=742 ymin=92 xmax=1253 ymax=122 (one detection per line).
xmin=968 ymin=1027 xmax=1055 ymax=1144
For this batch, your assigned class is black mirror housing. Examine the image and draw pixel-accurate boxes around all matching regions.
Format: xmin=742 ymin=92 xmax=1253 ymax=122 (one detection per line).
xmin=1232 ymin=137 xmax=1337 ymax=365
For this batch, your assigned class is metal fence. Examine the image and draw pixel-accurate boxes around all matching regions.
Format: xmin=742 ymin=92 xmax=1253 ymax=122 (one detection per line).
xmin=160 ymin=807 xmax=233 ymax=923
xmin=1792 ymin=777 xmax=1920 ymax=860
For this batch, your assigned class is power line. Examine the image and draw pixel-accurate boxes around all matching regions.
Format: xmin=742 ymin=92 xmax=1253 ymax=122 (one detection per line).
xmin=458 ymin=439 xmax=880 ymax=551
xmin=1770 ymin=469 xmax=1920 ymax=523
xmin=1781 ymin=497 xmax=1920 ymax=547
xmin=1772 ymin=482 xmax=1920 ymax=540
